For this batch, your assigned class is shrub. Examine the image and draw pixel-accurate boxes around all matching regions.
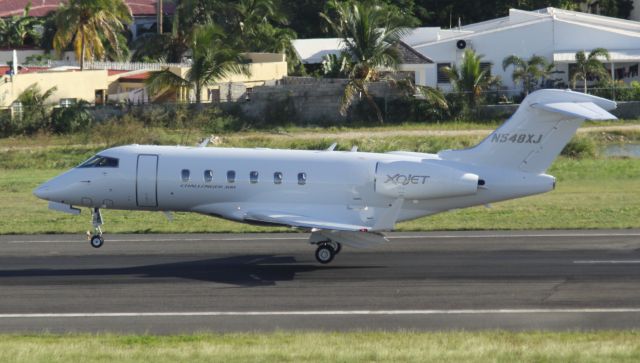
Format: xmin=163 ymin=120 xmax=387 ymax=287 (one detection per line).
xmin=562 ymin=137 xmax=597 ymax=158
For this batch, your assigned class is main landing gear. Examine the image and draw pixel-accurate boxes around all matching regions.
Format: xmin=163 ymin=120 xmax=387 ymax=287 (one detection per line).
xmin=87 ymin=207 xmax=104 ymax=248
xmin=314 ymin=240 xmax=341 ymax=264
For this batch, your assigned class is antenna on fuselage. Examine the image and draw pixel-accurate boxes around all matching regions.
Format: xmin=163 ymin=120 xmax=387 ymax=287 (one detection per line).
xmin=326 ymin=142 xmax=338 ymax=151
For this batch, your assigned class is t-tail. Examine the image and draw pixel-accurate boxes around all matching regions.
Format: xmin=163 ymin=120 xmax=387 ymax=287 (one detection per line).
xmin=439 ymin=89 xmax=617 ymax=173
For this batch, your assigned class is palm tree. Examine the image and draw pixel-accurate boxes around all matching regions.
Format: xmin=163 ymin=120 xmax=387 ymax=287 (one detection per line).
xmin=571 ymin=48 xmax=610 ymax=93
xmin=0 ymin=3 xmax=43 ymax=48
xmin=53 ymin=0 xmax=132 ymax=70
xmin=145 ymin=25 xmax=251 ymax=105
xmin=445 ymin=49 xmax=494 ymax=110
xmin=502 ymin=54 xmax=551 ymax=96
xmin=321 ymin=0 xmax=408 ymax=124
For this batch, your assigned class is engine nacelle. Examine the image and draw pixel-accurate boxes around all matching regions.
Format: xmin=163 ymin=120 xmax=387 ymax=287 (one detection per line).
xmin=375 ymin=161 xmax=479 ymax=199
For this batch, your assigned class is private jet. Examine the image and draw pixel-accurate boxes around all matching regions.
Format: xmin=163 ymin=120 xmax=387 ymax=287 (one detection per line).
xmin=34 ymin=89 xmax=617 ymax=263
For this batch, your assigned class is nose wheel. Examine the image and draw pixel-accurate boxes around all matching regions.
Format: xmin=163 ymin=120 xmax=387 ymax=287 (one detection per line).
xmin=87 ymin=207 xmax=105 ymax=248
xmin=314 ymin=241 xmax=341 ymax=264
xmin=90 ymin=234 xmax=104 ymax=248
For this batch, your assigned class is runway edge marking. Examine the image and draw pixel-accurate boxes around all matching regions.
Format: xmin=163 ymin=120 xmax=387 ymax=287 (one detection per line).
xmin=3 ymin=308 xmax=640 ymax=318
xmin=4 ymin=232 xmax=640 ymax=244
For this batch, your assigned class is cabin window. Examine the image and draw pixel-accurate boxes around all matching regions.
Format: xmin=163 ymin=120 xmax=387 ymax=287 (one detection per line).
xmin=204 ymin=170 xmax=213 ymax=182
xmin=274 ymin=172 xmax=283 ymax=184
xmin=78 ymin=155 xmax=119 ymax=168
xmin=250 ymin=171 xmax=259 ymax=184
xmin=181 ymin=169 xmax=190 ymax=182
xmin=227 ymin=170 xmax=235 ymax=183
xmin=298 ymin=172 xmax=307 ymax=185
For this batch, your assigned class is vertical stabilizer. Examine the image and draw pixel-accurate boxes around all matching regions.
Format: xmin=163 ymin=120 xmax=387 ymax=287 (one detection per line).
xmin=439 ymin=90 xmax=616 ymax=173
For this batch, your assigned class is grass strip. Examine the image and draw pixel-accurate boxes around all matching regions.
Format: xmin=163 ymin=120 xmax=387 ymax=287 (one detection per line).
xmin=0 ymin=331 xmax=639 ymax=363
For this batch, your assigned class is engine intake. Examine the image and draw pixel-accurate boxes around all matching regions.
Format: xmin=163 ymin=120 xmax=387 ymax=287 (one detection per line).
xmin=375 ymin=161 xmax=479 ymax=199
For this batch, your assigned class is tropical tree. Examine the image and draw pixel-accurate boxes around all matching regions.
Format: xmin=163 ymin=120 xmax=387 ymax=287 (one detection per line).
xmin=53 ymin=0 xmax=133 ymax=70
xmin=444 ymin=48 xmax=496 ymax=110
xmin=145 ymin=25 xmax=251 ymax=105
xmin=322 ymin=53 xmax=351 ymax=78
xmin=321 ymin=0 xmax=409 ymax=124
xmin=571 ymin=48 xmax=610 ymax=93
xmin=502 ymin=54 xmax=552 ymax=95
xmin=16 ymin=83 xmax=58 ymax=134
xmin=0 ymin=3 xmax=43 ymax=48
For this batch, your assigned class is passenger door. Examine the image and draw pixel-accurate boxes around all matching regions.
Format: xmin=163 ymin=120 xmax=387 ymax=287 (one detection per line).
xmin=136 ymin=154 xmax=158 ymax=207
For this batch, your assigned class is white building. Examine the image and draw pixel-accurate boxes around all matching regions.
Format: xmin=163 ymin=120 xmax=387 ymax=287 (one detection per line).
xmin=408 ymin=7 xmax=640 ymax=93
xmin=292 ymin=38 xmax=434 ymax=86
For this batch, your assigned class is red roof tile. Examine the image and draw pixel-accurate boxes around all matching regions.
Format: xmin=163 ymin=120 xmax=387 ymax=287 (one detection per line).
xmin=118 ymin=72 xmax=150 ymax=82
xmin=108 ymin=69 xmax=129 ymax=76
xmin=0 ymin=0 xmax=175 ymax=18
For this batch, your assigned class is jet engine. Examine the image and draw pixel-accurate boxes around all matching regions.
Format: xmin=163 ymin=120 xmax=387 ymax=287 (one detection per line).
xmin=375 ymin=161 xmax=479 ymax=199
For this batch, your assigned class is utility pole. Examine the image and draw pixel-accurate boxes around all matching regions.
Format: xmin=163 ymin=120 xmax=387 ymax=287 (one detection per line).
xmin=157 ymin=0 xmax=163 ymax=34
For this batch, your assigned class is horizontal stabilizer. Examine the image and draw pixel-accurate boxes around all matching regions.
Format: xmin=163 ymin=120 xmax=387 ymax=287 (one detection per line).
xmin=531 ymin=101 xmax=616 ymax=120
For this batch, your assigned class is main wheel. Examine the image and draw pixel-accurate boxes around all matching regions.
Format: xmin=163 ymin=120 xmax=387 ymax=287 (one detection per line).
xmin=90 ymin=235 xmax=104 ymax=248
xmin=315 ymin=244 xmax=335 ymax=264
xmin=333 ymin=242 xmax=342 ymax=255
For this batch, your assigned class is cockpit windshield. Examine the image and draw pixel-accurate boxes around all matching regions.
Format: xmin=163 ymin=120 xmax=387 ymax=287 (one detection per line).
xmin=77 ymin=155 xmax=119 ymax=168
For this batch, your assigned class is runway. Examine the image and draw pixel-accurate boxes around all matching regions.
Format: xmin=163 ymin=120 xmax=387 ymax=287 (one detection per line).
xmin=0 ymin=230 xmax=639 ymax=333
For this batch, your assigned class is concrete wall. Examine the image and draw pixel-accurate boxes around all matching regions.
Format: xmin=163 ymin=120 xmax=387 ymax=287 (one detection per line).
xmin=233 ymin=79 xmax=405 ymax=123
xmin=0 ymin=49 xmax=77 ymax=65
xmin=0 ymin=70 xmax=109 ymax=107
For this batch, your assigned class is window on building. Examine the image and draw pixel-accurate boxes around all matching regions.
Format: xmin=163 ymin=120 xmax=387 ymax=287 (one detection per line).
xmin=208 ymin=89 xmax=220 ymax=103
xmin=59 ymin=98 xmax=77 ymax=108
xmin=204 ymin=170 xmax=213 ymax=182
xmin=437 ymin=63 xmax=452 ymax=83
xmin=250 ymin=171 xmax=259 ymax=184
xmin=245 ymin=87 xmax=253 ymax=101
xmin=227 ymin=170 xmax=236 ymax=183
xmin=181 ymin=169 xmax=190 ymax=182
xmin=298 ymin=172 xmax=307 ymax=185
xmin=480 ymin=62 xmax=492 ymax=76
xmin=274 ymin=172 xmax=283 ymax=184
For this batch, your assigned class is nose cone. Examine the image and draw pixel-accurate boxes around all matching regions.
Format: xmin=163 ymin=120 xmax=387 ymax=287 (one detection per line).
xmin=33 ymin=182 xmax=53 ymax=200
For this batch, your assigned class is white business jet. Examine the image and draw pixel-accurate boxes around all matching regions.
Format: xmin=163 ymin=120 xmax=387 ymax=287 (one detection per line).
xmin=34 ymin=90 xmax=616 ymax=263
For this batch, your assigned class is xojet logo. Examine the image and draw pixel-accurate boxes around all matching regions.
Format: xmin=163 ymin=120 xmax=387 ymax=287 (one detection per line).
xmin=385 ymin=174 xmax=430 ymax=185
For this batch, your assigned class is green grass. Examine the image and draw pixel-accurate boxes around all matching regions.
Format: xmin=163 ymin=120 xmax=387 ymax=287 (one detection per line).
xmin=1 ymin=331 xmax=639 ymax=363
xmin=1 ymin=158 xmax=638 ymax=235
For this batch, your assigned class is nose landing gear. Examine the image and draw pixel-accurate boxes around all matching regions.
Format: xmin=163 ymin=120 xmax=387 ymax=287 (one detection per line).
xmin=87 ymin=207 xmax=104 ymax=248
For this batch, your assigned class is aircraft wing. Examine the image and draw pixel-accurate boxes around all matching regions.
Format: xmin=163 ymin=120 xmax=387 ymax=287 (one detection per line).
xmin=244 ymin=210 xmax=371 ymax=231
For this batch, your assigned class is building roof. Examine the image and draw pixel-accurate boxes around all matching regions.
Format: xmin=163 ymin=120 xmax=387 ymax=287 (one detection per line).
xmin=0 ymin=0 xmax=175 ymax=18
xmin=118 ymin=71 xmax=150 ymax=82
xmin=410 ymin=7 xmax=640 ymax=48
xmin=292 ymin=38 xmax=432 ymax=64
xmin=292 ymin=38 xmax=346 ymax=64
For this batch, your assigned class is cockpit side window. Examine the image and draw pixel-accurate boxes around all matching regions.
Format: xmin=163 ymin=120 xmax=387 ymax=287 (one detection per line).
xmin=78 ymin=155 xmax=119 ymax=168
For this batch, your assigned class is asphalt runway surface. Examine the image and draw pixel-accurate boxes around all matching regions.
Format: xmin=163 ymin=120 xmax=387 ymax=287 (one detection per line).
xmin=0 ymin=230 xmax=639 ymax=333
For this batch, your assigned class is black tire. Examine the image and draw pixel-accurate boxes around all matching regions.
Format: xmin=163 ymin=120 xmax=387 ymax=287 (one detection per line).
xmin=315 ymin=244 xmax=335 ymax=264
xmin=90 ymin=235 xmax=104 ymax=248
xmin=333 ymin=242 xmax=342 ymax=255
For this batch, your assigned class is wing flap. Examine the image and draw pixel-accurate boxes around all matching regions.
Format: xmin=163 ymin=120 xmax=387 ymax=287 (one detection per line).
xmin=244 ymin=211 xmax=370 ymax=232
